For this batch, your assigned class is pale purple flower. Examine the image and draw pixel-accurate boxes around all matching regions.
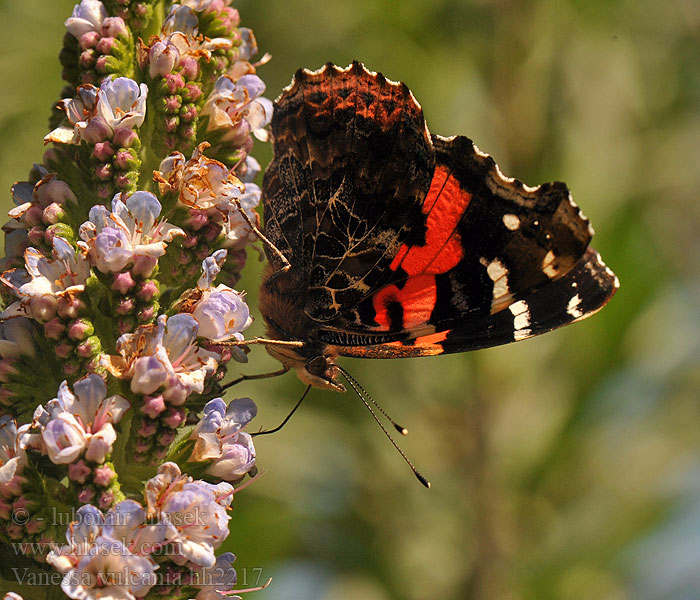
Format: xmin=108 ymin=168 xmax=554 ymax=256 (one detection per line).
xmin=97 ymin=76 xmax=148 ymax=131
xmin=117 ymin=314 xmax=220 ymax=405
xmin=47 ymin=504 xmax=104 ymax=573
xmin=60 ymin=535 xmax=157 ymax=600
xmin=190 ymin=397 xmax=256 ymax=481
xmin=193 ymin=552 xmax=238 ymax=599
xmin=192 ymin=251 xmax=252 ymax=342
xmin=201 ymin=74 xmax=273 ymax=143
xmin=163 ymin=5 xmax=232 ymax=56
xmin=1 ymin=237 xmax=90 ymax=322
xmin=0 ymin=417 xmax=27 ymax=484
xmin=103 ymin=499 xmax=167 ymax=556
xmin=0 ymin=317 xmax=35 ymax=358
xmin=79 ymin=192 xmax=184 ymax=273
xmin=46 ymin=77 xmax=147 ymax=145
xmin=222 ymin=182 xmax=260 ymax=249
xmin=65 ymin=0 xmax=107 ymax=39
xmin=144 ymin=462 xmax=230 ymax=568
xmin=41 ymin=375 xmax=130 ymax=464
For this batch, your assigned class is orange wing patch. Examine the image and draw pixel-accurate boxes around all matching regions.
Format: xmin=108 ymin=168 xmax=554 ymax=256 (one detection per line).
xmin=372 ymin=166 xmax=471 ymax=331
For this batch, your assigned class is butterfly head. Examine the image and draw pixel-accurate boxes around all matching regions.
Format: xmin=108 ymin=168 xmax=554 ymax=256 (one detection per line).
xmin=265 ymin=341 xmax=345 ymax=392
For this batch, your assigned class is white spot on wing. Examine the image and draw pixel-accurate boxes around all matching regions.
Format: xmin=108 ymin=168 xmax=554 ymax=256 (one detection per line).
xmin=509 ymin=300 xmax=531 ymax=340
xmin=487 ymin=259 xmax=510 ymax=302
xmin=502 ymin=214 xmax=520 ymax=230
xmin=566 ymin=294 xmax=584 ymax=319
xmin=542 ymin=250 xmax=558 ymax=278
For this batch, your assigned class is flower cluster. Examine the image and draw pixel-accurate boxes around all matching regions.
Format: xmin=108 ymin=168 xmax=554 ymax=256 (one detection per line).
xmin=0 ymin=1 xmax=269 ymax=597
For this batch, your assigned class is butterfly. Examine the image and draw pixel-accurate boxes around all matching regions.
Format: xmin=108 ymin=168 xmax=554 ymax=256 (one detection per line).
xmin=257 ymin=61 xmax=619 ymax=392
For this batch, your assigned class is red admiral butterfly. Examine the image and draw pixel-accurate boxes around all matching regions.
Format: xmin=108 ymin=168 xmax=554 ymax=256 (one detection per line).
xmin=258 ymin=62 xmax=618 ymax=392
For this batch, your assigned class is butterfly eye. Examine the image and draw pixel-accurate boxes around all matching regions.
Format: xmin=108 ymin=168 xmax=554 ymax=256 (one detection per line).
xmin=305 ymin=355 xmax=328 ymax=377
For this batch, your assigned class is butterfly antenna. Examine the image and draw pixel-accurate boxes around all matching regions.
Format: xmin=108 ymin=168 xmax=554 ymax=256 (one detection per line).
xmin=252 ymin=385 xmax=311 ymax=437
xmin=336 ymin=366 xmax=430 ymax=489
xmin=336 ymin=366 xmax=408 ymax=436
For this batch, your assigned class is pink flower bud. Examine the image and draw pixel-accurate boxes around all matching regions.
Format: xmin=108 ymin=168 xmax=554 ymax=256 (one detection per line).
xmin=76 ymin=336 xmax=100 ymax=358
xmin=117 ymin=317 xmax=136 ymax=334
xmin=163 ymin=73 xmax=185 ymax=94
xmin=43 ymin=318 xmax=66 ymax=340
xmin=79 ymin=31 xmax=100 ymax=50
xmin=101 ymin=17 xmax=129 ymax=39
xmin=113 ymin=126 xmax=139 ymax=148
xmin=112 ymin=271 xmax=136 ymax=294
xmin=114 ymin=172 xmax=134 ymax=189
xmin=68 ymin=318 xmax=94 ymax=341
xmin=163 ymin=95 xmax=182 ymax=114
xmin=98 ymin=490 xmax=114 ymax=509
xmin=116 ymin=297 xmax=135 ymax=315
xmin=164 ymin=116 xmax=179 ymax=132
xmin=181 ymin=235 xmax=197 ymax=249
xmin=179 ymin=57 xmax=199 ymax=81
xmin=93 ymin=464 xmax=115 ymax=488
xmin=68 ymin=460 xmax=92 ymax=484
xmin=63 ymin=358 xmax=82 ymax=376
xmin=157 ymin=430 xmax=176 ymax=446
xmin=42 ymin=203 xmax=66 ymax=225
xmin=182 ymin=82 xmax=203 ymax=103
xmin=136 ymin=280 xmax=158 ymax=302
xmin=163 ymin=407 xmax=186 ymax=429
xmin=137 ymin=419 xmax=158 ymax=438
xmin=95 ymin=162 xmax=113 ymax=181
xmin=6 ymin=523 xmax=23 ymax=540
xmin=23 ymin=205 xmax=44 ymax=228
xmin=137 ymin=306 xmax=156 ymax=323
xmin=131 ymin=254 xmax=158 ymax=278
xmin=114 ymin=148 xmax=138 ymax=170
xmin=57 ymin=296 xmax=85 ymax=320
xmin=0 ymin=387 xmax=15 ymax=406
xmin=186 ymin=211 xmax=209 ymax=231
xmin=30 ymin=295 xmax=58 ymax=322
xmin=81 ymin=115 xmax=112 ymax=144
xmin=55 ymin=341 xmax=74 ymax=359
xmin=180 ymin=104 xmax=198 ymax=123
xmin=27 ymin=226 xmax=46 ymax=246
xmin=79 ymin=49 xmax=97 ymax=68
xmin=25 ymin=517 xmax=46 ymax=535
xmin=77 ymin=487 xmax=96 ymax=503
xmin=134 ymin=438 xmax=153 ymax=453
xmin=92 ymin=140 xmax=115 ymax=161
xmin=141 ymin=395 xmax=166 ymax=419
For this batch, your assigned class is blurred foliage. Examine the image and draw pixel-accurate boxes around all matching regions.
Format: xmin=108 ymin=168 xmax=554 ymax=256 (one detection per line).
xmin=1 ymin=0 xmax=699 ymax=599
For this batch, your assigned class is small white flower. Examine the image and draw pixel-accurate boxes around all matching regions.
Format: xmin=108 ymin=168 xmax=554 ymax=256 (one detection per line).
xmin=97 ymin=76 xmax=148 ymax=131
xmin=191 ymin=397 xmax=257 ymax=481
xmin=201 ymin=74 xmax=273 ymax=144
xmin=117 ymin=314 xmax=220 ymax=405
xmin=0 ymin=417 xmax=27 ymax=484
xmin=80 ymin=191 xmax=184 ymax=273
xmin=222 ymin=182 xmax=261 ymax=249
xmin=0 ymin=317 xmax=35 ymax=358
xmin=144 ymin=462 xmax=231 ymax=568
xmin=191 ymin=251 xmax=252 ymax=342
xmin=65 ymin=0 xmax=107 ymax=39
xmin=40 ymin=375 xmax=130 ymax=465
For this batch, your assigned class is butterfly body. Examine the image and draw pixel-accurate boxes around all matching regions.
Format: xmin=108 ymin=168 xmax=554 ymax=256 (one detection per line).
xmin=259 ymin=62 xmax=618 ymax=389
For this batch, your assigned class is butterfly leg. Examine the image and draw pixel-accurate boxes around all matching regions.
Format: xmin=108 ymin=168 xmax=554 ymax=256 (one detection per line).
xmin=221 ymin=365 xmax=291 ymax=391
xmin=235 ymin=198 xmax=291 ymax=274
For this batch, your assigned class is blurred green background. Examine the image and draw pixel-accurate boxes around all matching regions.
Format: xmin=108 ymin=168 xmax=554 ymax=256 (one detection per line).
xmin=1 ymin=1 xmax=699 ymax=599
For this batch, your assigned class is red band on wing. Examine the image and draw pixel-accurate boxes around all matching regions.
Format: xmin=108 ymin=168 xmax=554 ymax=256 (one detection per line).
xmin=373 ymin=274 xmax=437 ymax=330
xmin=389 ymin=165 xmax=469 ymax=276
